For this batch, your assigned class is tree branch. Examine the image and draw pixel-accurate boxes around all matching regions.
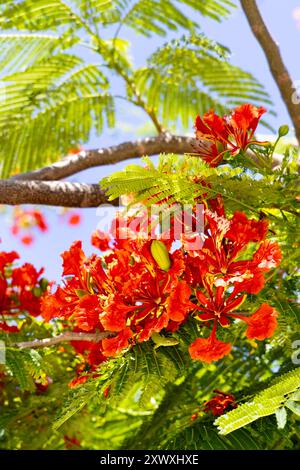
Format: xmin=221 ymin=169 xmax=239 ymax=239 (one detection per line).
xmin=240 ymin=0 xmax=300 ymax=144
xmin=0 ymin=180 xmax=119 ymax=208
xmin=12 ymin=134 xmax=196 ymax=182
xmin=13 ymin=331 xmax=114 ymax=349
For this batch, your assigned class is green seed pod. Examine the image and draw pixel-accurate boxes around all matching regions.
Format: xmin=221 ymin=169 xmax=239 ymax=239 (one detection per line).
xmin=278 ymin=125 xmax=289 ymax=137
xmin=32 ymin=287 xmax=42 ymax=297
xmin=39 ymin=277 xmax=49 ymax=292
xmin=150 ymin=240 xmax=171 ymax=271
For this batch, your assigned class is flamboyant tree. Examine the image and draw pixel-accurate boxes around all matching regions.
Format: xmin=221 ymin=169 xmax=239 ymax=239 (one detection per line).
xmin=0 ymin=0 xmax=299 ymax=450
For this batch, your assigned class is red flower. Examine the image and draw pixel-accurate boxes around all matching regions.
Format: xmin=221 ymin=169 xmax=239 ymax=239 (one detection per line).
xmin=71 ymin=295 xmax=102 ymax=331
xmin=100 ymin=294 xmax=136 ymax=332
xmin=64 ymin=435 xmax=81 ymax=449
xmin=195 ymin=111 xmax=228 ymax=143
xmin=61 ymin=240 xmax=86 ymax=277
xmin=21 ymin=235 xmax=34 ymax=245
xmin=189 ymin=327 xmax=231 ymax=363
xmin=32 ymin=210 xmax=48 ymax=232
xmin=35 ymin=376 xmax=52 ymax=393
xmin=166 ymin=281 xmax=193 ymax=322
xmin=253 ymin=240 xmax=282 ymax=271
xmin=194 ymin=104 xmax=267 ymax=166
xmin=68 ymin=375 xmax=89 ymax=388
xmin=40 ymin=181 xmax=282 ymax=369
xmin=0 ymin=322 xmax=19 ymax=333
xmin=68 ymin=213 xmax=81 ymax=226
xmin=11 ymin=208 xmax=48 ymax=245
xmin=91 ymin=230 xmax=111 ymax=252
xmin=226 ymin=211 xmax=268 ymax=248
xmin=203 ymin=390 xmax=237 ymax=416
xmin=242 ymin=303 xmax=278 ymax=340
xmin=12 ymin=263 xmax=43 ymax=288
xmin=102 ymin=328 xmax=133 ymax=357
xmin=195 ymin=285 xmax=247 ymax=327
xmin=0 ymin=250 xmax=19 ymax=272
xmin=227 ymin=104 xmax=266 ymax=151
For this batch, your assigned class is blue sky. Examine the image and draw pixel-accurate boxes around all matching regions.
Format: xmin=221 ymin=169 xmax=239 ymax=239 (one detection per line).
xmin=0 ymin=0 xmax=299 ymax=280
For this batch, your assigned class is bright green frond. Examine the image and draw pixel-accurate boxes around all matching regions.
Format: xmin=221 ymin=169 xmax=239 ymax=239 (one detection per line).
xmin=0 ymin=0 xmax=83 ymax=31
xmin=0 ymin=34 xmax=65 ymax=74
xmin=112 ymin=0 xmax=236 ymax=38
xmin=215 ymin=368 xmax=300 ymax=435
xmin=0 ymin=92 xmax=115 ymax=176
xmin=133 ymin=34 xmax=273 ymax=129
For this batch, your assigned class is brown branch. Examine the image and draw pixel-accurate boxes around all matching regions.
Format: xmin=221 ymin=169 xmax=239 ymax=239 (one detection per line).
xmin=13 ymin=331 xmax=114 ymax=349
xmin=0 ymin=180 xmax=119 ymax=208
xmin=12 ymin=134 xmax=196 ymax=182
xmin=1 ymin=157 xmax=298 ymax=209
xmin=240 ymin=0 xmax=300 ymax=144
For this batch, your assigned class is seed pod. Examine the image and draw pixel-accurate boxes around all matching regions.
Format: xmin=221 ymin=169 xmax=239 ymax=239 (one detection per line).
xmin=278 ymin=125 xmax=289 ymax=137
xmin=150 ymin=240 xmax=171 ymax=271
xmin=32 ymin=286 xmax=42 ymax=297
xmin=39 ymin=277 xmax=49 ymax=292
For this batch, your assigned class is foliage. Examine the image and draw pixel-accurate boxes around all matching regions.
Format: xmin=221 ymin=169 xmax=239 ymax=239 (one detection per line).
xmin=215 ymin=368 xmax=300 ymax=435
xmin=0 ymin=0 xmax=299 ymax=453
xmin=0 ymin=0 xmax=272 ymax=176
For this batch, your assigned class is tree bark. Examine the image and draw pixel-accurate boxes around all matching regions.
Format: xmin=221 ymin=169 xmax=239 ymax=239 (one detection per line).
xmin=12 ymin=134 xmax=196 ymax=182
xmin=0 ymin=180 xmax=118 ymax=207
xmin=240 ymin=0 xmax=300 ymax=144
xmin=13 ymin=331 xmax=114 ymax=349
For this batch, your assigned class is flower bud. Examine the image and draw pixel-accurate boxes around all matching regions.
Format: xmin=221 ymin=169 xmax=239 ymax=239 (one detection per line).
xmin=278 ymin=125 xmax=289 ymax=137
xmin=150 ymin=240 xmax=171 ymax=271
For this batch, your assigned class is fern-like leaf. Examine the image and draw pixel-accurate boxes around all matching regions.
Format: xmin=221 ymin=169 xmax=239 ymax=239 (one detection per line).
xmin=215 ymin=368 xmax=300 ymax=435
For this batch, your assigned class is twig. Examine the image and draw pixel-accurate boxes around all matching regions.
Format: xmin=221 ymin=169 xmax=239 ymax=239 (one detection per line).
xmin=13 ymin=331 xmax=114 ymax=349
xmin=240 ymin=0 xmax=300 ymax=144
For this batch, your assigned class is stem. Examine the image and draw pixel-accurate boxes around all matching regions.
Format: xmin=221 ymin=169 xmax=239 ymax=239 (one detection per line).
xmin=109 ymin=59 xmax=165 ymax=134
xmin=78 ymin=16 xmax=165 ymax=133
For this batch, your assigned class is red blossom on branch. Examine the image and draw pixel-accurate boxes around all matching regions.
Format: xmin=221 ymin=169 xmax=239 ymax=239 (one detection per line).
xmin=194 ymin=104 xmax=267 ymax=166
xmin=42 ymin=199 xmax=281 ymax=369
xmin=0 ymin=245 xmax=46 ymax=332
xmin=203 ymin=390 xmax=237 ymax=416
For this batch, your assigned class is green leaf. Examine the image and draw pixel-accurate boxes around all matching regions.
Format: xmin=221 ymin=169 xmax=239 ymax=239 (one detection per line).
xmin=215 ymin=368 xmax=300 ymax=435
xmin=275 ymin=408 xmax=287 ymax=429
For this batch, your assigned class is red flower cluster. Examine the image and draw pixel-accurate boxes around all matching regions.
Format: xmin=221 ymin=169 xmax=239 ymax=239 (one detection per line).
xmin=187 ymin=203 xmax=281 ymax=363
xmin=11 ymin=207 xmax=48 ymax=245
xmin=0 ymin=247 xmax=46 ymax=332
xmin=203 ymin=390 xmax=237 ymax=416
xmin=42 ymin=231 xmax=194 ymax=366
xmin=42 ymin=200 xmax=281 ymax=369
xmin=194 ymin=104 xmax=267 ymax=166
